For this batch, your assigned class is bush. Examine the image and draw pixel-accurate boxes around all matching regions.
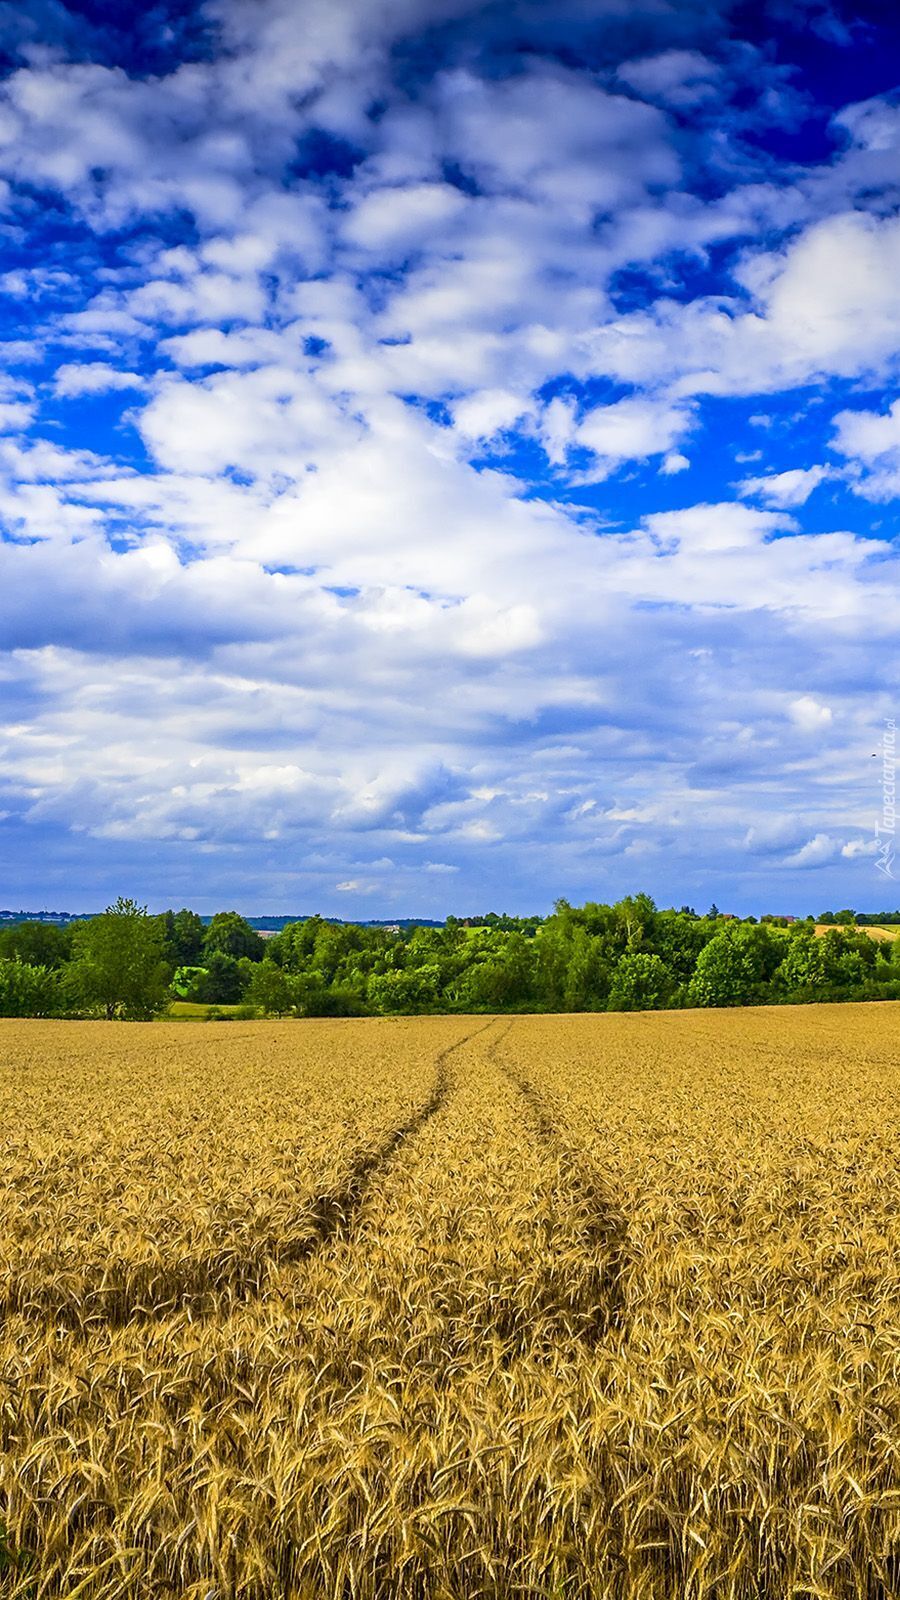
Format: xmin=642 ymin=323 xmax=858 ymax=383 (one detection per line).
xmin=0 ymin=959 xmax=61 ymax=1017
xmin=607 ymin=952 xmax=674 ymax=1012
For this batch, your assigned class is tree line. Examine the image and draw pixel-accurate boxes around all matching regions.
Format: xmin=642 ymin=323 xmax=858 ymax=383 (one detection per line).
xmin=1 ymin=895 xmax=899 ymax=1019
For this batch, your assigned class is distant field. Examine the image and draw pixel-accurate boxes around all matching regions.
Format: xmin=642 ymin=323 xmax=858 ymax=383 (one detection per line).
xmin=815 ymin=922 xmax=900 ymax=940
xmin=2 ymin=1006 xmax=900 ymax=1597
xmin=168 ymin=999 xmax=248 ymax=1018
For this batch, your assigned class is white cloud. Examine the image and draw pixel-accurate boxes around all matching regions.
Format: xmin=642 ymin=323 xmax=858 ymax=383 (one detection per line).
xmin=431 ymin=64 xmax=678 ymax=212
xmin=54 ymin=363 xmax=144 ymax=397
xmin=451 ymin=388 xmax=534 ymax=440
xmin=738 ymin=465 xmax=831 ymax=507
xmin=832 ymin=398 xmax=900 ymax=499
xmin=138 ymin=367 xmax=359 ymax=478
xmin=575 ymin=397 xmax=692 ymax=475
xmin=342 ymin=181 xmax=467 ymax=254
xmin=842 ymin=838 xmax=878 ymax=860
xmin=582 ymin=212 xmax=900 ymax=399
xmin=783 ymin=833 xmax=838 ymax=868
xmin=789 ymin=696 xmax=833 ymax=733
xmin=616 ymin=50 xmax=721 ymax=106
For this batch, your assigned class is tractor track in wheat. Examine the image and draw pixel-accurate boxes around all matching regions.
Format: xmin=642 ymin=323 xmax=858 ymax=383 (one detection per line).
xmin=490 ymin=1018 xmax=632 ymax=1346
xmin=2 ymin=1018 xmax=497 ymax=1331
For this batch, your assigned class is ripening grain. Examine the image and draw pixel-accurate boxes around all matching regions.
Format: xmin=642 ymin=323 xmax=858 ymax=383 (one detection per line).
xmin=1 ymin=1006 xmax=899 ymax=1598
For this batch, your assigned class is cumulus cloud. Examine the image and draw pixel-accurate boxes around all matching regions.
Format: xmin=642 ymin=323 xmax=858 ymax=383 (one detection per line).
xmin=832 ymin=398 xmax=900 ymax=499
xmin=616 ymin=50 xmax=721 ymax=106
xmin=575 ymin=397 xmax=693 ymax=476
xmin=783 ymin=833 xmax=838 ymax=868
xmin=54 ymin=363 xmax=144 ymax=397
xmin=738 ymin=465 xmax=832 ymax=507
xmin=789 ymin=696 xmax=833 ymax=733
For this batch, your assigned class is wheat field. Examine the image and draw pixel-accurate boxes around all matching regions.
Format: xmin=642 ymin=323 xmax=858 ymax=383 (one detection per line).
xmin=2 ymin=1006 xmax=900 ymax=1598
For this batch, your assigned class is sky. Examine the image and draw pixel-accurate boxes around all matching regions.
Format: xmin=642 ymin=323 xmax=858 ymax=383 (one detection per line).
xmin=0 ymin=0 xmax=898 ymax=917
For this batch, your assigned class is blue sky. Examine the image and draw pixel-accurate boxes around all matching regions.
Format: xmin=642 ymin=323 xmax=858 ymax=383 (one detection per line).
xmin=0 ymin=0 xmax=898 ymax=916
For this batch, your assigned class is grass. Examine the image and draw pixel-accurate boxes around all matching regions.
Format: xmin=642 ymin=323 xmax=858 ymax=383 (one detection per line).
xmin=167 ymin=1000 xmax=249 ymax=1019
xmin=2 ymin=1006 xmax=900 ymax=1597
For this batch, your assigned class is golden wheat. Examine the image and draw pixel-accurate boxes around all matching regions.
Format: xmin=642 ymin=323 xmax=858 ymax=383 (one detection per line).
xmin=1 ymin=1005 xmax=899 ymax=1597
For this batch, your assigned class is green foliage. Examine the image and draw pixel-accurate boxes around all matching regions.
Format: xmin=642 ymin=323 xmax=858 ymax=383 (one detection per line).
xmin=172 ymin=964 xmax=206 ymax=998
xmin=191 ymin=951 xmax=249 ymax=1004
xmin=776 ymin=928 xmax=879 ymax=1000
xmin=66 ymin=899 xmax=170 ymax=1020
xmin=203 ymin=911 xmax=265 ymax=962
xmin=7 ymin=894 xmax=900 ymax=1021
xmin=0 ymin=959 xmax=61 ymax=1017
xmin=607 ymin=952 xmax=674 ymax=1012
xmin=367 ymin=965 xmax=442 ymax=1013
xmin=247 ymin=961 xmax=296 ymax=1016
xmin=457 ymin=933 xmax=535 ymax=1010
xmin=159 ymin=908 xmax=206 ymax=965
xmin=0 ymin=920 xmax=73 ymax=968
xmin=689 ymin=924 xmax=782 ymax=1008
xmin=775 ymin=930 xmax=828 ymax=993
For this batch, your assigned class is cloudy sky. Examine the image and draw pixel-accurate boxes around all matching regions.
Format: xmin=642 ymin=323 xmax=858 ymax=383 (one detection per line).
xmin=0 ymin=0 xmax=898 ymax=916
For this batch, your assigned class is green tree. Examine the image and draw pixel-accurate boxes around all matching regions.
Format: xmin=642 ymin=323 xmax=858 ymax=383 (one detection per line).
xmin=614 ymin=893 xmax=657 ymax=950
xmin=562 ymin=927 xmax=610 ymax=1010
xmin=196 ymin=952 xmax=248 ymax=1003
xmin=689 ymin=924 xmax=781 ymax=1008
xmin=167 ymin=908 xmax=205 ymax=965
xmin=775 ymin=930 xmax=828 ymax=993
xmin=0 ymin=959 xmax=61 ymax=1017
xmin=203 ymin=912 xmax=265 ymax=962
xmin=458 ymin=933 xmax=535 ymax=1009
xmin=67 ymin=898 xmax=169 ymax=1019
xmin=776 ymin=927 xmax=874 ymax=997
xmin=607 ymin=952 xmax=674 ymax=1011
xmin=650 ymin=910 xmax=714 ymax=984
xmin=247 ymin=961 xmax=296 ymax=1016
xmin=367 ymin=965 xmax=441 ymax=1013
xmin=0 ymin=921 xmax=73 ymax=968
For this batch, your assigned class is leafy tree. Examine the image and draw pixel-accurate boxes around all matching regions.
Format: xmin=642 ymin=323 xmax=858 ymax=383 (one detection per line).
xmin=562 ymin=927 xmax=610 ymax=1010
xmin=367 ymin=965 xmax=441 ymax=1013
xmin=614 ymin=893 xmax=657 ymax=949
xmin=292 ymin=975 xmax=368 ymax=1016
xmin=171 ymin=964 xmax=205 ymax=998
xmin=0 ymin=921 xmax=73 ymax=968
xmin=194 ymin=952 xmax=247 ymax=1004
xmin=0 ymin=959 xmax=61 ymax=1016
xmin=167 ymin=909 xmax=205 ymax=965
xmin=458 ymin=934 xmax=535 ymax=1009
xmin=608 ymin=952 xmax=674 ymax=1011
xmin=247 ymin=961 xmax=296 ymax=1015
xmin=203 ymin=911 xmax=265 ymax=962
xmin=67 ymin=898 xmax=169 ymax=1019
xmin=650 ymin=910 xmax=714 ymax=984
xmin=834 ymin=909 xmax=856 ymax=926
xmin=775 ymin=931 xmax=828 ymax=993
xmin=268 ymin=917 xmax=324 ymax=969
xmin=689 ymin=924 xmax=781 ymax=1008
